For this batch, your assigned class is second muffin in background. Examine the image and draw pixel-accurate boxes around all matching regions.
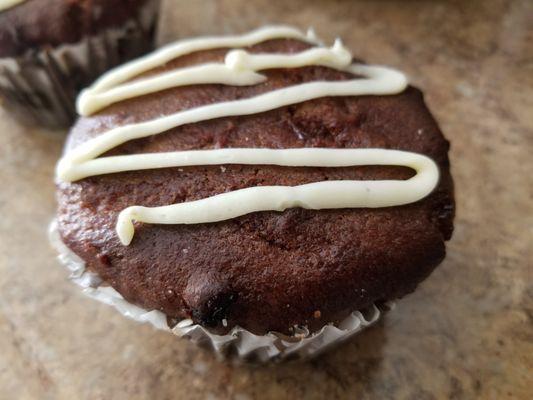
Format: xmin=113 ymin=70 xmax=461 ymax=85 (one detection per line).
xmin=0 ymin=0 xmax=160 ymax=129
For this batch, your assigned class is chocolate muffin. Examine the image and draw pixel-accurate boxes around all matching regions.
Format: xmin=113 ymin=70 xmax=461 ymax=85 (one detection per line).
xmin=0 ymin=0 xmax=160 ymax=128
xmin=54 ymin=26 xmax=454 ymax=358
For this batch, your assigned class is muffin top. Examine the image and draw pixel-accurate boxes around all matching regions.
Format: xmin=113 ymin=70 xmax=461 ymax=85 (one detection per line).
xmin=56 ymin=26 xmax=454 ymax=335
xmin=0 ymin=0 xmax=150 ymax=57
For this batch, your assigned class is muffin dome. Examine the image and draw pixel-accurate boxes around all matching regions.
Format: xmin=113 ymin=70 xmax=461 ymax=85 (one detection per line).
xmin=56 ymin=27 xmax=454 ymax=335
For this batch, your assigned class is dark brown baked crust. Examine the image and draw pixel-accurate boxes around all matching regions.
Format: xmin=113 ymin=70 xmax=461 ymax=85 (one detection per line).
xmin=57 ymin=39 xmax=455 ymax=335
xmin=0 ymin=0 xmax=150 ymax=57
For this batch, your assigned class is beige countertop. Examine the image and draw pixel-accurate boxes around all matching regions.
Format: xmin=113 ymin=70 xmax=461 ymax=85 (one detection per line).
xmin=0 ymin=0 xmax=531 ymax=399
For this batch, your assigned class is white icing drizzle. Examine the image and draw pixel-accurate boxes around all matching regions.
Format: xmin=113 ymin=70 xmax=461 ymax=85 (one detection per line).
xmin=78 ymin=25 xmax=320 ymax=115
xmin=0 ymin=0 xmax=25 ymax=11
xmin=57 ymin=26 xmax=440 ymax=246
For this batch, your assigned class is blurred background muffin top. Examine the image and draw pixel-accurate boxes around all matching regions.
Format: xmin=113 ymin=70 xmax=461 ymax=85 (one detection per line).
xmin=0 ymin=0 xmax=151 ymax=57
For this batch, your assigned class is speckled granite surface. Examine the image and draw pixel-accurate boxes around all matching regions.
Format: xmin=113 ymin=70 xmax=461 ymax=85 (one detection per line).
xmin=0 ymin=0 xmax=531 ymax=399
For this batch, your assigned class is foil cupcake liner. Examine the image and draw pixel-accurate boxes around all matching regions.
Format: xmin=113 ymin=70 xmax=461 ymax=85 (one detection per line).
xmin=0 ymin=0 xmax=160 ymax=129
xmin=49 ymin=220 xmax=390 ymax=363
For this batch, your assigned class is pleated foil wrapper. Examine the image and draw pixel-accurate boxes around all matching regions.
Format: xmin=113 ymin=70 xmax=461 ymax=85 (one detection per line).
xmin=50 ymin=220 xmax=390 ymax=363
xmin=0 ymin=0 xmax=160 ymax=129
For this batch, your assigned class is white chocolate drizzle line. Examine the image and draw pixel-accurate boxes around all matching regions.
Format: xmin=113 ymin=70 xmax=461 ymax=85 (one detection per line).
xmin=0 ymin=0 xmax=25 ymax=12
xmin=77 ymin=25 xmax=320 ymax=115
xmin=59 ymin=63 xmax=407 ymax=180
xmin=57 ymin=26 xmax=440 ymax=246
xmin=114 ymin=148 xmax=439 ymax=246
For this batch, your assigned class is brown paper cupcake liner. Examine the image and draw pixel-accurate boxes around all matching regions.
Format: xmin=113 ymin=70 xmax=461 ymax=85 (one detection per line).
xmin=49 ymin=220 xmax=391 ymax=363
xmin=0 ymin=0 xmax=160 ymax=129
